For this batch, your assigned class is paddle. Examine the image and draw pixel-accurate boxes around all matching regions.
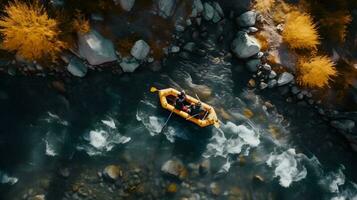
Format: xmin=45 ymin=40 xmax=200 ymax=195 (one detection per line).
xmin=150 ymin=86 xmax=159 ymax=93
xmin=150 ymin=86 xmax=173 ymax=133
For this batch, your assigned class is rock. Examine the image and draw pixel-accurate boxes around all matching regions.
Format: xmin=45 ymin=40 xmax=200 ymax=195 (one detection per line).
xmin=268 ymin=79 xmax=277 ymax=88
xmin=116 ymin=0 xmax=135 ymax=11
xmin=175 ymin=24 xmax=185 ymax=32
xmin=330 ymin=120 xmax=355 ymax=133
xmin=248 ymin=79 xmax=256 ymax=87
xmin=103 ymin=165 xmax=122 ymax=181
xmin=193 ymin=0 xmax=204 ymax=13
xmin=246 ymin=59 xmax=261 ymax=72
xmin=170 ymin=46 xmax=180 ymax=53
xmin=131 ymin=40 xmax=150 ymax=60
xmin=269 ymin=70 xmax=277 ymax=79
xmin=260 ymin=82 xmax=268 ymax=90
xmin=31 ymin=194 xmax=45 ymax=200
xmin=212 ymin=2 xmax=224 ymax=17
xmin=7 ymin=67 xmax=16 ymax=76
xmin=67 ymin=57 xmax=88 ymax=77
xmin=262 ymin=64 xmax=271 ymax=71
xmin=248 ymin=27 xmax=258 ymax=33
xmin=277 ymin=72 xmax=294 ymax=86
xmin=237 ymin=11 xmax=257 ymax=27
xmin=253 ymin=175 xmax=264 ymax=183
xmin=161 ymin=159 xmax=187 ymax=180
xmin=203 ymin=3 xmax=215 ymax=21
xmin=167 ymin=183 xmax=178 ymax=193
xmin=120 ymin=57 xmax=140 ymax=72
xmin=158 ymin=0 xmax=176 ymax=18
xmin=78 ymin=30 xmax=117 ymax=65
xmin=231 ymin=31 xmax=261 ymax=59
xmin=291 ymin=86 xmax=300 ymax=95
xmin=183 ymin=42 xmax=196 ymax=52
xmin=199 ymin=159 xmax=210 ymax=175
xmin=210 ymin=182 xmax=221 ymax=196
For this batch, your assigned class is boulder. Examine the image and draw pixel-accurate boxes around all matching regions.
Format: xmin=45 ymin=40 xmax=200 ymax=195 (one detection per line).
xmin=120 ymin=57 xmax=140 ymax=72
xmin=231 ymin=32 xmax=261 ymax=59
xmin=203 ymin=3 xmax=215 ymax=21
xmin=116 ymin=0 xmax=135 ymax=11
xmin=191 ymin=0 xmax=204 ymax=17
xmin=158 ymin=0 xmax=176 ymax=18
xmin=161 ymin=159 xmax=187 ymax=180
xmin=78 ymin=30 xmax=117 ymax=65
xmin=246 ymin=59 xmax=261 ymax=72
xmin=67 ymin=57 xmax=88 ymax=77
xmin=103 ymin=165 xmax=122 ymax=181
xmin=277 ymin=72 xmax=294 ymax=86
xmin=237 ymin=11 xmax=257 ymax=27
xmin=131 ymin=40 xmax=150 ymax=60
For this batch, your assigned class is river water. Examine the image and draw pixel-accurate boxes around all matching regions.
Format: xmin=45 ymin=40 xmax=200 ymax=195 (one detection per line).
xmin=0 ymin=38 xmax=356 ymax=199
xmin=0 ymin=1 xmax=357 ymax=199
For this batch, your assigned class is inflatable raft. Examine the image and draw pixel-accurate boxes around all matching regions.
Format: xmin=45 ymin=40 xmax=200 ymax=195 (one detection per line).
xmin=157 ymin=88 xmax=220 ymax=128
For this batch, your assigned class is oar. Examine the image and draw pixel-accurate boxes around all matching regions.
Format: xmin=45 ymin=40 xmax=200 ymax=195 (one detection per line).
xmin=150 ymin=86 xmax=159 ymax=93
xmin=160 ymin=110 xmax=174 ymax=133
xmin=186 ymin=113 xmax=200 ymax=120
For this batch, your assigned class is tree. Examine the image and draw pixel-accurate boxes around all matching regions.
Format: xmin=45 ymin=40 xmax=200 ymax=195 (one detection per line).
xmin=282 ymin=11 xmax=320 ymax=50
xmin=0 ymin=0 xmax=66 ymax=62
xmin=297 ymin=56 xmax=337 ymax=88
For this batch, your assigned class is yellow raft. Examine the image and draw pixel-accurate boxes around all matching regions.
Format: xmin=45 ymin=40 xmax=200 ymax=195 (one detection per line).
xmin=157 ymin=88 xmax=220 ymax=128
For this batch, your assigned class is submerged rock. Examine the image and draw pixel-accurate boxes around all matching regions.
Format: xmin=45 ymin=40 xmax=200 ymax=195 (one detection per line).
xmin=191 ymin=0 xmax=204 ymax=17
xmin=231 ymin=32 xmax=261 ymax=59
xmin=158 ymin=0 xmax=176 ymax=18
xmin=277 ymin=72 xmax=294 ymax=86
xmin=210 ymin=182 xmax=221 ymax=196
xmin=237 ymin=11 xmax=257 ymax=27
xmin=161 ymin=159 xmax=187 ymax=180
xmin=67 ymin=56 xmax=88 ymax=77
xmin=78 ymin=30 xmax=117 ymax=65
xmin=103 ymin=165 xmax=122 ymax=181
xmin=131 ymin=40 xmax=150 ymax=60
xmin=246 ymin=59 xmax=261 ymax=72
xmin=330 ymin=120 xmax=355 ymax=133
xmin=203 ymin=2 xmax=215 ymax=21
xmin=115 ymin=0 xmax=135 ymax=11
xmin=120 ymin=57 xmax=140 ymax=72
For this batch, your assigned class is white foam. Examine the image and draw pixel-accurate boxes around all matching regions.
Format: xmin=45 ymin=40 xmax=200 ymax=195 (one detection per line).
xmin=266 ymin=148 xmax=307 ymax=187
xmin=78 ymin=119 xmax=131 ymax=156
xmin=45 ymin=139 xmax=57 ymax=157
xmin=45 ymin=111 xmax=69 ymax=126
xmin=0 ymin=171 xmax=18 ymax=185
xmin=101 ymin=118 xmax=116 ymax=129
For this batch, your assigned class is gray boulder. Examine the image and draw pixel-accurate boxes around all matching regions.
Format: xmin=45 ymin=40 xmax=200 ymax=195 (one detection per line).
xmin=67 ymin=57 xmax=88 ymax=77
xmin=120 ymin=57 xmax=140 ymax=72
xmin=237 ymin=11 xmax=257 ymax=27
xmin=158 ymin=0 xmax=176 ymax=18
xmin=331 ymin=120 xmax=355 ymax=133
xmin=277 ymin=72 xmax=294 ymax=86
xmin=161 ymin=159 xmax=187 ymax=180
xmin=78 ymin=30 xmax=117 ymax=66
xmin=191 ymin=0 xmax=203 ymax=17
xmin=231 ymin=31 xmax=261 ymax=59
xmin=203 ymin=2 xmax=215 ymax=21
xmin=117 ymin=0 xmax=135 ymax=11
xmin=131 ymin=40 xmax=150 ymax=60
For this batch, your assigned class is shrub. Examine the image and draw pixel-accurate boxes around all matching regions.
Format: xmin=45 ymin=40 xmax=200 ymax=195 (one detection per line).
xmin=0 ymin=0 xmax=66 ymax=61
xmin=319 ymin=11 xmax=351 ymax=43
xmin=253 ymin=0 xmax=276 ymax=13
xmin=282 ymin=11 xmax=320 ymax=50
xmin=73 ymin=12 xmax=90 ymax=35
xmin=297 ymin=56 xmax=337 ymax=88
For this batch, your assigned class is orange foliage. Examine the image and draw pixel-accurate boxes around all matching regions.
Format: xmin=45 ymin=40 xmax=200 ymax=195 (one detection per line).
xmin=297 ymin=56 xmax=337 ymax=88
xmin=0 ymin=0 xmax=66 ymax=61
xmin=73 ymin=11 xmax=90 ymax=35
xmin=282 ymin=11 xmax=320 ymax=50
xmin=253 ymin=0 xmax=276 ymax=13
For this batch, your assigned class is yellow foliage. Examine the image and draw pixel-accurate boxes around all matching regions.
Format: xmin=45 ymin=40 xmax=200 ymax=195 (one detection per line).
xmin=297 ymin=56 xmax=337 ymax=88
xmin=271 ymin=0 xmax=293 ymax=24
xmin=255 ymin=31 xmax=269 ymax=51
xmin=282 ymin=11 xmax=320 ymax=50
xmin=0 ymin=0 xmax=66 ymax=61
xmin=73 ymin=12 xmax=90 ymax=35
xmin=252 ymin=0 xmax=276 ymax=13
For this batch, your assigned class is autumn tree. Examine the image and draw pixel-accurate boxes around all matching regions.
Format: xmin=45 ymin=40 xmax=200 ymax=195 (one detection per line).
xmin=297 ymin=56 xmax=337 ymax=88
xmin=0 ymin=0 xmax=66 ymax=62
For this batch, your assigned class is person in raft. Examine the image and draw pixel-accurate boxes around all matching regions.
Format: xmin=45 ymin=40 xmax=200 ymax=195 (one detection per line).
xmin=190 ymin=102 xmax=205 ymax=118
xmin=175 ymin=90 xmax=190 ymax=112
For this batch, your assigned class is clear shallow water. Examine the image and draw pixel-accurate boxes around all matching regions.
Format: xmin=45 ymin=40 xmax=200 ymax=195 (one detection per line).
xmin=0 ymin=40 xmax=356 ymax=200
